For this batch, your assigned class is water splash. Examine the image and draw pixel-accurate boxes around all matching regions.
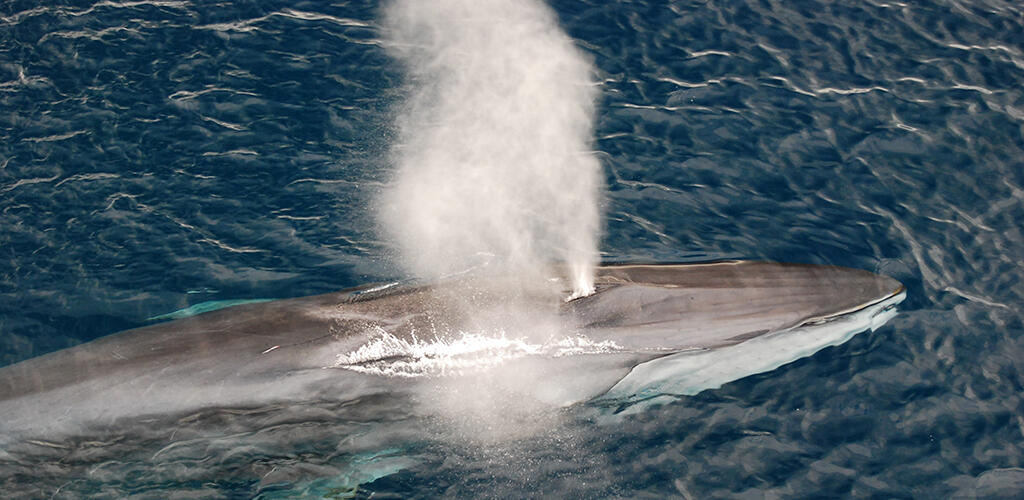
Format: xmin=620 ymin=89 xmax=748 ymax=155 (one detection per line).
xmin=377 ymin=0 xmax=602 ymax=298
xmin=334 ymin=326 xmax=624 ymax=377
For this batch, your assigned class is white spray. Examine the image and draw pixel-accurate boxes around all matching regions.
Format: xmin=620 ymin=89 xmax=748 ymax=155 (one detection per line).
xmin=377 ymin=0 xmax=602 ymax=298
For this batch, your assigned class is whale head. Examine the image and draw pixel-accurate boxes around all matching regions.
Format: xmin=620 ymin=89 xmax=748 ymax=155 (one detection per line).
xmin=564 ymin=261 xmax=904 ymax=351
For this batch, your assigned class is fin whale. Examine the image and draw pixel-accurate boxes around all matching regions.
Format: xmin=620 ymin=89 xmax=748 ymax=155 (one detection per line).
xmin=0 ymin=261 xmax=904 ymax=444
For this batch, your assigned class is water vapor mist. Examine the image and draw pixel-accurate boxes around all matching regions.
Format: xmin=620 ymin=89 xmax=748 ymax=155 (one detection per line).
xmin=378 ymin=0 xmax=602 ymax=297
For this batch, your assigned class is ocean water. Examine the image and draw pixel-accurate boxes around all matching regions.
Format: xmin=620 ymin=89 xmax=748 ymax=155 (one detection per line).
xmin=1 ymin=0 xmax=1023 ymax=498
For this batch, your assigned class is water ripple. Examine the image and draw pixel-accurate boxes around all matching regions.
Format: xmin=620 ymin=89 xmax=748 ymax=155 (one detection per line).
xmin=0 ymin=0 xmax=1021 ymax=496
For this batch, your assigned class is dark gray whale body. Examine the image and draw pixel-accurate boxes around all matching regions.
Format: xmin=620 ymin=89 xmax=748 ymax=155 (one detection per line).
xmin=0 ymin=261 xmax=905 ymax=496
xmin=0 ymin=261 xmax=904 ymax=443
xmin=0 ymin=261 xmax=905 ymax=498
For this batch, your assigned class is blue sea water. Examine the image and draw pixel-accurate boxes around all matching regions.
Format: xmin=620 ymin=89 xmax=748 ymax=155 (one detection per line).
xmin=1 ymin=0 xmax=1023 ymax=498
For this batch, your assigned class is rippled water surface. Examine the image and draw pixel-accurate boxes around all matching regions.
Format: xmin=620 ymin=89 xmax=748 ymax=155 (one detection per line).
xmin=2 ymin=0 xmax=1023 ymax=497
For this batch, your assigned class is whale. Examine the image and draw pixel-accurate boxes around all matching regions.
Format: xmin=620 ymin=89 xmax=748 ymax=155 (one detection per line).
xmin=0 ymin=261 xmax=904 ymax=495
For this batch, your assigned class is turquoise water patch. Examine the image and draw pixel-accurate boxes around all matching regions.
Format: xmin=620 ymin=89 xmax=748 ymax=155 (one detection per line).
xmin=255 ymin=448 xmax=419 ymax=500
xmin=147 ymin=299 xmax=274 ymax=321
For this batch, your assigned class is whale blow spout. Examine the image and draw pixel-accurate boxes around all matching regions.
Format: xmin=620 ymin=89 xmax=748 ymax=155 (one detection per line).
xmin=377 ymin=0 xmax=603 ymax=298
